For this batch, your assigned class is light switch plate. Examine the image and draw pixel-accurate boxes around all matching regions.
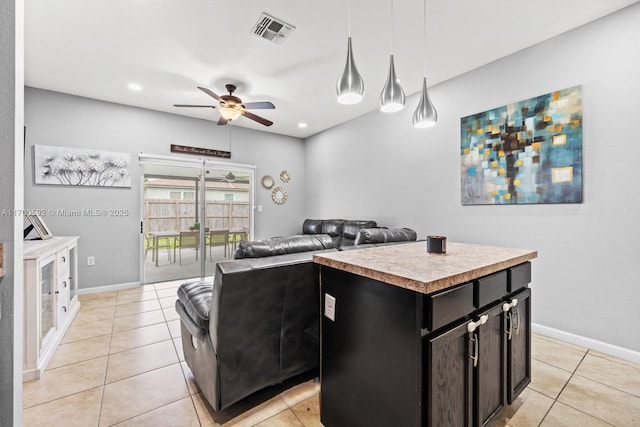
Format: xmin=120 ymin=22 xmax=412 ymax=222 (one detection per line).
xmin=324 ymin=293 xmax=336 ymax=321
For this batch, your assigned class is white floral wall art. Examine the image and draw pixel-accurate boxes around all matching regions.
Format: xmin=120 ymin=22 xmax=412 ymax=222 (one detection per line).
xmin=34 ymin=145 xmax=132 ymax=188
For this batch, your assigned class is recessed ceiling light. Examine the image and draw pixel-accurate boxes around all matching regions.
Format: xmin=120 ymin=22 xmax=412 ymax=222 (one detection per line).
xmin=127 ymin=82 xmax=142 ymax=91
xmin=298 ymin=122 xmax=308 ymax=128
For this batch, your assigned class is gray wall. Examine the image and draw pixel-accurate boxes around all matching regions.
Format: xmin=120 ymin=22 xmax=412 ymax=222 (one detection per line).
xmin=25 ymin=88 xmax=306 ymax=289
xmin=305 ymin=4 xmax=640 ymax=353
xmin=1 ymin=1 xmax=23 ymax=425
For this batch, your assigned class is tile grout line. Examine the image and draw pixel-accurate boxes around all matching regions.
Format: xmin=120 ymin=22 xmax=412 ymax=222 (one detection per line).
xmin=96 ymin=290 xmax=120 ymax=427
xmin=159 ymin=281 xmax=207 ymax=427
xmin=534 ymin=349 xmax=587 ymax=427
xmin=574 ymin=350 xmax=640 ymax=399
xmin=536 ymin=349 xmax=617 ymax=427
xmin=100 ymin=284 xmax=183 ymax=426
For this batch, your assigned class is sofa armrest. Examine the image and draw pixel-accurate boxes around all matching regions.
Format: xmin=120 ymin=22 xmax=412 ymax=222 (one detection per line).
xmin=234 ymin=234 xmax=335 ymax=259
xmin=354 ymin=228 xmax=418 ymax=245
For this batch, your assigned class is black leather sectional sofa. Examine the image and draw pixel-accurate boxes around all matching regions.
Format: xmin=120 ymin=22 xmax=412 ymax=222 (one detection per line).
xmin=175 ymin=219 xmax=417 ymax=411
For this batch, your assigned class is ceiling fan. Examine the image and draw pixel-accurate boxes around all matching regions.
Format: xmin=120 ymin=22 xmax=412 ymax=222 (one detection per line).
xmin=174 ymin=84 xmax=275 ymax=126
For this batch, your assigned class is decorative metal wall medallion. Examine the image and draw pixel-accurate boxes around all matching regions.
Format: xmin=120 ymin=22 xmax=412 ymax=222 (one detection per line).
xmin=271 ymin=186 xmax=287 ymax=204
xmin=261 ymin=175 xmax=274 ymax=189
xmin=280 ymin=170 xmax=291 ymax=183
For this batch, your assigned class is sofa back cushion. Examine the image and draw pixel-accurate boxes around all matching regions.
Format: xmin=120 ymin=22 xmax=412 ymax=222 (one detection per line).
xmin=321 ymin=219 xmax=345 ymax=237
xmin=302 ymin=219 xmax=378 ymax=247
xmin=302 ymin=219 xmax=324 ymax=234
xmin=354 ymin=228 xmax=418 ymax=245
xmin=234 ymin=234 xmax=335 ymax=259
xmin=340 ymin=220 xmax=378 ymax=246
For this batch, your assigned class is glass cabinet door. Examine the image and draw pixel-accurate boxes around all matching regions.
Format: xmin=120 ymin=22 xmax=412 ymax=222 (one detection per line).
xmin=40 ymin=258 xmax=56 ymax=349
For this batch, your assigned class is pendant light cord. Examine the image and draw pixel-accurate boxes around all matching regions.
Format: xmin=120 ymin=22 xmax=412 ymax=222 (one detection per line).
xmin=423 ymin=0 xmax=427 ymax=76
xmin=390 ymin=0 xmax=394 ymax=53
xmin=348 ymin=0 xmax=351 ymax=36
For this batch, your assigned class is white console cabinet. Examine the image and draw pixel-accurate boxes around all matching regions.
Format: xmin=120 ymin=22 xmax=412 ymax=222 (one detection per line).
xmin=23 ymin=236 xmax=80 ymax=381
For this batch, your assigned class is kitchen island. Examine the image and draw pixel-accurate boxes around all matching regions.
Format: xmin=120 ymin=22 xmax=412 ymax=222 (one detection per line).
xmin=314 ymin=241 xmax=537 ymax=427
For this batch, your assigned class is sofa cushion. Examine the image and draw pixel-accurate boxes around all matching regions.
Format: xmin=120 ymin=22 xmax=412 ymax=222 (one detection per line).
xmin=177 ymin=280 xmax=213 ymax=332
xmin=354 ymin=228 xmax=418 ymax=245
xmin=234 ymin=234 xmax=335 ymax=259
xmin=302 ymin=219 xmax=324 ymax=234
xmin=343 ymin=220 xmax=378 ymax=239
xmin=321 ymin=219 xmax=345 ymax=237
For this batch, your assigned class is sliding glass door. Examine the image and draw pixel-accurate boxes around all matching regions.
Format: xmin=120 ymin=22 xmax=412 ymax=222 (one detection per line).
xmin=139 ymin=154 xmax=254 ymax=284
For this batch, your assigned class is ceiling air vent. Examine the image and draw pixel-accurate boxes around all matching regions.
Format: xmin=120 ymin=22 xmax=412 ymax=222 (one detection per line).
xmin=251 ymin=12 xmax=295 ymax=44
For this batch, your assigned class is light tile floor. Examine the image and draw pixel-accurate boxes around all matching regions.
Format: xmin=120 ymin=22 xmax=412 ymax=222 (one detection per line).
xmin=23 ymin=279 xmax=640 ymax=426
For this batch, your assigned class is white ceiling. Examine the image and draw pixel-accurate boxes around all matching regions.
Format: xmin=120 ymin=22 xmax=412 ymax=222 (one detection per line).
xmin=25 ymin=0 xmax=638 ymax=139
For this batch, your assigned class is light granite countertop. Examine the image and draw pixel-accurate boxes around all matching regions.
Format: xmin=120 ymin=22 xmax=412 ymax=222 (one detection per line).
xmin=313 ymin=241 xmax=537 ymax=295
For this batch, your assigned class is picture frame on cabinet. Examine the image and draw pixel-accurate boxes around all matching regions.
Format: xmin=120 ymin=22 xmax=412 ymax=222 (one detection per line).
xmin=25 ymin=213 xmax=53 ymax=240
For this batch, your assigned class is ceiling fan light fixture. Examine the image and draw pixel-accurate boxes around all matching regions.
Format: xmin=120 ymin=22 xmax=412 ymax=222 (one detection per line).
xmin=219 ymin=106 xmax=242 ymax=121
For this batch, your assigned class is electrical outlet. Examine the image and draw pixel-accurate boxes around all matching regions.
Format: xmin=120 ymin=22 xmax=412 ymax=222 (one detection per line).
xmin=324 ymin=293 xmax=336 ymax=321
xmin=87 ymin=256 xmax=95 ymax=266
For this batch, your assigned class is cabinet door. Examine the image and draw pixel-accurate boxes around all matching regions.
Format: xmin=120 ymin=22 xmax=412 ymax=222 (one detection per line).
xmin=425 ymin=320 xmax=473 ymax=427
xmin=475 ymin=303 xmax=506 ymax=427
xmin=56 ymin=274 xmax=70 ymax=327
xmin=68 ymin=245 xmax=78 ymax=301
xmin=506 ymin=288 xmax=531 ymax=403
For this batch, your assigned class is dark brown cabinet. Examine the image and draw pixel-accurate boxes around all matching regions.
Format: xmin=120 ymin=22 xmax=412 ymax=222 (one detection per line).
xmin=425 ymin=301 xmax=506 ymax=427
xmin=505 ymin=287 xmax=532 ymax=403
xmin=320 ymin=261 xmax=532 ymax=427
xmin=425 ymin=319 xmax=472 ymax=427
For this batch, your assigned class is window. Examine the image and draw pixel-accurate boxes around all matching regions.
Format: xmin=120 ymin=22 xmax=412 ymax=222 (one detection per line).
xmin=224 ymin=193 xmax=234 ymax=201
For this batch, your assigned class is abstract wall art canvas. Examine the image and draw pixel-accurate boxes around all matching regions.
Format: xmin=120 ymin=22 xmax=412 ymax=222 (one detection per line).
xmin=460 ymin=86 xmax=582 ymax=205
xmin=34 ymin=144 xmax=131 ymax=188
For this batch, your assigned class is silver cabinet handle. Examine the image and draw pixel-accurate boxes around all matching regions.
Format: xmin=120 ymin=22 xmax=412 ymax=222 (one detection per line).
xmin=513 ymin=307 xmax=521 ymax=336
xmin=505 ymin=311 xmax=513 ymax=340
xmin=469 ymin=333 xmax=479 ymax=367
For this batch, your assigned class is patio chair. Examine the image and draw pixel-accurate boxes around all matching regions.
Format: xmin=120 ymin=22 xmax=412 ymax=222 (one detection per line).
xmin=209 ymin=229 xmax=230 ymax=260
xmin=229 ymin=229 xmax=249 ymax=253
xmin=145 ymin=233 xmax=172 ymax=263
xmin=177 ymin=231 xmax=201 ymax=265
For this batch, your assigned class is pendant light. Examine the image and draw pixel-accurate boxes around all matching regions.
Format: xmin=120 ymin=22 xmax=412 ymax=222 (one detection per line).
xmin=413 ymin=0 xmax=438 ymax=128
xmin=379 ymin=0 xmax=405 ymax=112
xmin=336 ymin=0 xmax=364 ymax=104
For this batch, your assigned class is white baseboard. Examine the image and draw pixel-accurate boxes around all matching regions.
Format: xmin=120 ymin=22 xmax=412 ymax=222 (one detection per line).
xmin=78 ymin=281 xmax=141 ymax=295
xmin=533 ymin=323 xmax=640 ymax=364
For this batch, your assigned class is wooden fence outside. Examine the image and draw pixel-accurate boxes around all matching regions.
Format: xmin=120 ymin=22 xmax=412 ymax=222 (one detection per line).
xmin=144 ymin=199 xmax=250 ymax=234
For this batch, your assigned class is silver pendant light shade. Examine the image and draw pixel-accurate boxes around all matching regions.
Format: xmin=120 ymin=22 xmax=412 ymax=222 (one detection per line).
xmin=412 ymin=77 xmax=438 ymax=128
xmin=380 ymin=54 xmax=405 ymax=112
xmin=336 ymin=37 xmax=365 ymax=105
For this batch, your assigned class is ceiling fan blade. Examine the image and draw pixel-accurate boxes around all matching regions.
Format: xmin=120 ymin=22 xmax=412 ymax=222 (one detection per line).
xmin=197 ymin=86 xmax=223 ymax=102
xmin=242 ymin=110 xmax=273 ymax=127
xmin=173 ymin=104 xmax=217 ymax=108
xmin=242 ymin=101 xmax=275 ymax=110
xmin=217 ymin=117 xmax=229 ymax=126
